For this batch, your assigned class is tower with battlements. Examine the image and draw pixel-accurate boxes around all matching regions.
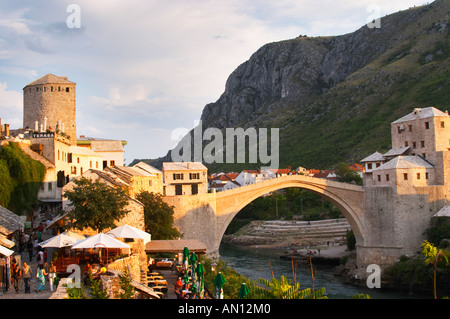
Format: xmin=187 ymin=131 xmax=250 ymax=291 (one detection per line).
xmin=23 ymin=74 xmax=77 ymax=145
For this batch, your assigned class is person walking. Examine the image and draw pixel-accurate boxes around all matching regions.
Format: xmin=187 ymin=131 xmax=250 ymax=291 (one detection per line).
xmin=26 ymin=238 xmax=33 ymax=262
xmin=48 ymin=262 xmax=57 ymax=292
xmin=36 ymin=266 xmax=48 ymax=293
xmin=22 ymin=262 xmax=33 ymax=293
xmin=11 ymin=258 xmax=21 ymax=293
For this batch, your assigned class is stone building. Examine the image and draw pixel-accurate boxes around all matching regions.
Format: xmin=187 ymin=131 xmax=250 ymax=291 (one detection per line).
xmin=23 ymin=74 xmax=77 ymax=145
xmin=77 ymin=136 xmax=126 ymax=168
xmin=162 ymin=162 xmax=208 ymax=196
xmin=362 ymin=107 xmax=449 ymax=188
xmin=359 ymin=106 xmax=449 ymax=265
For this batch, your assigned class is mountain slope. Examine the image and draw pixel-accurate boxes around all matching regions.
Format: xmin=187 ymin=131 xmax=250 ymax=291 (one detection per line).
xmin=133 ymin=0 xmax=450 ymax=171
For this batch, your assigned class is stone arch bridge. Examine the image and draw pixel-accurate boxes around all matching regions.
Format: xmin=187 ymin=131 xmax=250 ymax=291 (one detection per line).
xmin=163 ymin=174 xmax=446 ymax=269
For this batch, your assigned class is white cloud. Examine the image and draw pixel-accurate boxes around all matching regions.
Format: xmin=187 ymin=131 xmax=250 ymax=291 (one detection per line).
xmin=0 ymin=82 xmax=22 ymax=127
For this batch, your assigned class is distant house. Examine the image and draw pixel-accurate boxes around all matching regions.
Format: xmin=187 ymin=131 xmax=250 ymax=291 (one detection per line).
xmin=235 ymin=170 xmax=270 ymax=186
xmin=77 ymin=136 xmax=127 ymax=168
xmin=208 ymin=172 xmax=240 ymax=192
xmin=162 ymin=162 xmax=208 ymax=196
xmin=313 ymin=170 xmax=337 ymax=180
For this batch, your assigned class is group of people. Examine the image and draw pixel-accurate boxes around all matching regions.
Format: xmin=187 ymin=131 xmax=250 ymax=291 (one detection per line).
xmin=10 ymin=256 xmax=58 ymax=294
xmin=6 ymin=223 xmax=59 ymax=295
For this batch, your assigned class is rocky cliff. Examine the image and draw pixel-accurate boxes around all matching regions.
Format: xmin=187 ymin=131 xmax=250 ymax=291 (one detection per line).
xmin=134 ymin=0 xmax=449 ymax=171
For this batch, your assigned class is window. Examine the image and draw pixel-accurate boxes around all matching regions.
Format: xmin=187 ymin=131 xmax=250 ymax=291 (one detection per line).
xmin=421 ymin=141 xmax=425 ymax=148
xmin=66 ymin=87 xmax=70 ymax=93
xmin=71 ymin=166 xmax=77 ymax=175
xmin=173 ymin=173 xmax=184 ymax=180
xmin=368 ymin=163 xmax=372 ymax=170
xmin=190 ymin=173 xmax=200 ymax=180
xmin=441 ymin=121 xmax=445 ymax=128
xmin=68 ymin=153 xmax=72 ymax=163
xmin=405 ymin=141 xmax=409 ymax=147
xmin=425 ymin=122 xmax=430 ymax=129
xmin=417 ymin=173 xmax=421 ymax=180
xmin=44 ymin=87 xmax=46 ymax=92
xmin=386 ymin=174 xmax=390 ymax=181
xmin=413 ymin=142 xmax=417 ymax=149
xmin=48 ymin=182 xmax=52 ymax=191
xmin=377 ymin=175 xmax=381 ymax=182
xmin=149 ymin=180 xmax=152 ymax=187
xmin=90 ymin=161 xmax=92 ymax=168
xmin=376 ymin=163 xmax=381 ymax=168
xmin=51 ymin=86 xmax=54 ymax=92
xmin=58 ymin=86 xmax=61 ymax=92
xmin=408 ymin=125 xmax=412 ymax=132
xmin=110 ymin=160 xmax=115 ymax=167
xmin=96 ymin=162 xmax=99 ymax=169
xmin=77 ymin=157 xmax=80 ymax=164
xmin=426 ymin=173 xmax=429 ymax=180
xmin=403 ymin=173 xmax=408 ymax=180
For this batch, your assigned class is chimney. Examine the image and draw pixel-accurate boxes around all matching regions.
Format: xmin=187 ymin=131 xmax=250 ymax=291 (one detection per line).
xmin=4 ymin=124 xmax=9 ymax=137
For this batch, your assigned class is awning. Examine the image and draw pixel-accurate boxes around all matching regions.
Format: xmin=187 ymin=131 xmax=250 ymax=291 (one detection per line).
xmin=0 ymin=244 xmax=14 ymax=256
xmin=434 ymin=205 xmax=450 ymax=217
xmin=145 ymin=239 xmax=206 ymax=254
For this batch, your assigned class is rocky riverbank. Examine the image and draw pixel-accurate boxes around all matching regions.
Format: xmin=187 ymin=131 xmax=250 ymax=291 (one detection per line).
xmin=222 ymin=219 xmax=362 ymax=284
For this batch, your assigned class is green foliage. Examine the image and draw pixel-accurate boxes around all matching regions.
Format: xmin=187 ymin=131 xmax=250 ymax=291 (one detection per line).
xmin=66 ymin=284 xmax=88 ymax=299
xmin=346 ymin=230 xmax=356 ymax=251
xmin=247 ymin=275 xmax=327 ymax=299
xmin=201 ymin=256 xmax=254 ymax=299
xmin=335 ymin=162 xmax=362 ymax=185
xmin=0 ymin=142 xmax=46 ymax=214
xmin=426 ymin=218 xmax=450 ymax=248
xmin=116 ymin=269 xmax=134 ymax=299
xmin=88 ymin=274 xmax=110 ymax=299
xmin=136 ymin=191 xmax=181 ymax=240
xmin=64 ymin=177 xmax=130 ymax=232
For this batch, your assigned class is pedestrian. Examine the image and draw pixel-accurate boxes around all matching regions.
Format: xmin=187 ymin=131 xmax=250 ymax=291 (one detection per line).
xmin=48 ymin=262 xmax=57 ymax=292
xmin=37 ymin=248 xmax=44 ymax=269
xmin=22 ymin=262 xmax=33 ymax=293
xmin=36 ymin=266 xmax=48 ymax=293
xmin=26 ymin=238 xmax=33 ymax=262
xmin=11 ymin=258 xmax=21 ymax=293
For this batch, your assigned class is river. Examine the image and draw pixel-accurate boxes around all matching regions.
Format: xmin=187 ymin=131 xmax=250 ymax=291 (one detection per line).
xmin=218 ymin=243 xmax=429 ymax=299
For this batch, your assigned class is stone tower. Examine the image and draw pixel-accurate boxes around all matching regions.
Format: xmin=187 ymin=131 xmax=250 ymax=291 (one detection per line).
xmin=23 ymin=74 xmax=77 ymax=145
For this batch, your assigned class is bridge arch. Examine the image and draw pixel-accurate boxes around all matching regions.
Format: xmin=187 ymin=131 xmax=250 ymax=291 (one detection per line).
xmin=215 ymin=175 xmax=365 ymax=252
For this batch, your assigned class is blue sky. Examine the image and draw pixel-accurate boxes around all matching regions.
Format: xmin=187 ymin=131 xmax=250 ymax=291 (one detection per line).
xmin=0 ymin=0 xmax=427 ymax=164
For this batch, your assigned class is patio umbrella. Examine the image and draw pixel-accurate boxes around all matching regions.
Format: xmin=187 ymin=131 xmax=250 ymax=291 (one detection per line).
xmin=71 ymin=233 xmax=130 ymax=267
xmin=214 ymin=272 xmax=226 ymax=299
xmin=182 ymin=246 xmax=190 ymax=269
xmin=196 ymin=263 xmax=205 ymax=298
xmin=189 ymin=252 xmax=198 ymax=283
xmin=238 ymin=283 xmax=250 ymax=299
xmin=39 ymin=233 xmax=81 ymax=248
xmin=106 ymin=224 xmax=151 ymax=244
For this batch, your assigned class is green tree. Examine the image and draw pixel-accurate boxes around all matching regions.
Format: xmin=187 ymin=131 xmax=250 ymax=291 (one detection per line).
xmin=421 ymin=240 xmax=450 ymax=299
xmin=64 ymin=177 xmax=130 ymax=233
xmin=136 ymin=191 xmax=181 ymax=240
xmin=335 ymin=162 xmax=362 ymax=185
xmin=116 ymin=269 xmax=134 ymax=299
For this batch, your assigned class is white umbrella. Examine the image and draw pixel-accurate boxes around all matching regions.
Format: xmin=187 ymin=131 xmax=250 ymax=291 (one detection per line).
xmin=106 ymin=224 xmax=151 ymax=244
xmin=71 ymin=233 xmax=130 ymax=250
xmin=71 ymin=233 xmax=130 ymax=268
xmin=39 ymin=233 xmax=82 ymax=248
